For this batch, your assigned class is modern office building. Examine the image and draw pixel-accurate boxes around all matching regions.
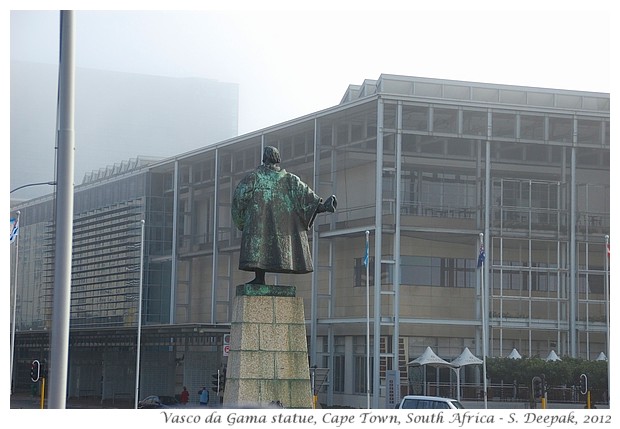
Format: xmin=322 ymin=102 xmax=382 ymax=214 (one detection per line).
xmin=10 ymin=74 xmax=610 ymax=408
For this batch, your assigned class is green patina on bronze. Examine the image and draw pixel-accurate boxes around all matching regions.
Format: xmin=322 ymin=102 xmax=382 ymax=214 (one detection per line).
xmin=231 ymin=146 xmax=337 ymax=285
xmin=236 ymin=283 xmax=296 ymax=297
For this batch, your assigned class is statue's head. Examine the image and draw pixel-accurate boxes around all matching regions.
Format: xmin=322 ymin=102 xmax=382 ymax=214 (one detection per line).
xmin=262 ymin=146 xmax=281 ymax=165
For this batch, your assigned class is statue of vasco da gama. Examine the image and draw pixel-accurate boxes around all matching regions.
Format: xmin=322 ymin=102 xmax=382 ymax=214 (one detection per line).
xmin=231 ymin=146 xmax=337 ymax=285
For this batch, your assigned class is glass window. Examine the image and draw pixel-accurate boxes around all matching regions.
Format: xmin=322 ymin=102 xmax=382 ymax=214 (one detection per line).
xmin=462 ymin=110 xmax=487 ymax=136
xmin=472 ymin=87 xmax=498 ymax=102
xmin=432 ymin=108 xmax=458 ymax=134
xmin=383 ymin=102 xmax=397 ymax=129
xmin=402 ymin=105 xmax=428 ymax=131
xmin=444 ymin=85 xmax=469 ymax=100
xmin=582 ymin=96 xmax=609 ymax=111
xmin=415 ymin=82 xmax=442 ymax=97
xmin=500 ymin=90 xmax=527 ymax=104
xmin=524 ymin=144 xmax=549 ymax=164
xmin=492 ymin=112 xmax=516 ymax=138
xmin=520 ymin=115 xmax=545 ymax=141
xmin=333 ymin=355 xmax=345 ymax=393
xmin=400 ymin=256 xmax=475 ymax=288
xmin=577 ymin=119 xmax=602 ymax=145
xmin=556 ymin=94 xmax=581 ymax=109
xmin=446 ymin=138 xmax=474 ymax=158
xmin=527 ymin=92 xmax=554 ymax=108
xmin=354 ymin=354 xmax=373 ymax=394
xmin=549 ymin=116 xmax=573 ymax=143
xmin=355 ymin=257 xmax=392 ymax=287
xmin=604 ymin=120 xmax=610 ymax=146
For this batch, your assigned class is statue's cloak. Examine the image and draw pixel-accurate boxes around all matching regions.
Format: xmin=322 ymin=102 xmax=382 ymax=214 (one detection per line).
xmin=231 ymin=165 xmax=322 ymax=274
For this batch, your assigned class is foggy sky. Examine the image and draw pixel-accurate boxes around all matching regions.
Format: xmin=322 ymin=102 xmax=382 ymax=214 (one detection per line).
xmin=7 ymin=4 xmax=613 ymax=201
xmin=10 ymin=7 xmax=611 ymax=135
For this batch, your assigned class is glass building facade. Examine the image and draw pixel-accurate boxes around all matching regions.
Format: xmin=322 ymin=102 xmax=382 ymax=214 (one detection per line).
xmin=10 ymin=75 xmax=609 ymax=408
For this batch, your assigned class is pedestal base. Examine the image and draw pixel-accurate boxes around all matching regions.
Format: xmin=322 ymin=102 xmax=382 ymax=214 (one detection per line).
xmin=223 ymin=288 xmax=313 ymax=409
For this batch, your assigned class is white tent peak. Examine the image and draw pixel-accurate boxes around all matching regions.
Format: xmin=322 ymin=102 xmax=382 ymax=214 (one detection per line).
xmin=545 ymin=350 xmax=561 ymax=361
xmin=407 ymin=346 xmax=454 ymax=368
xmin=596 ymin=352 xmax=608 ymax=361
xmin=451 ymin=347 xmax=483 ymax=367
xmin=507 ymin=348 xmax=522 ymax=359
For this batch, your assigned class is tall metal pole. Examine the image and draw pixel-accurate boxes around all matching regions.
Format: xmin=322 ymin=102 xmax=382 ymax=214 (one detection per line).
xmin=480 ymin=232 xmax=488 ymax=410
xmin=372 ymin=99 xmax=384 ymax=409
xmin=569 ymin=147 xmax=577 ymax=357
xmin=10 ymin=211 xmax=21 ymax=394
xmin=604 ymin=234 xmax=610 ymax=403
xmin=49 ymin=10 xmax=75 ymax=409
xmin=483 ymin=139 xmax=491 ymax=409
xmin=365 ymin=230 xmax=370 ymax=409
xmin=480 ymin=233 xmax=488 ymax=409
xmin=134 ymin=220 xmax=146 ymax=408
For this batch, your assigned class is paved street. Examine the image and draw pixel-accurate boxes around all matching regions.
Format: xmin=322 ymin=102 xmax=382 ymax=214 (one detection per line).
xmin=9 ymin=392 xmax=131 ymax=409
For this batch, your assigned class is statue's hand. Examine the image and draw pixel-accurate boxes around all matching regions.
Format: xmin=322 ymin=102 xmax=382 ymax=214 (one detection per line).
xmin=324 ymin=195 xmax=337 ymax=212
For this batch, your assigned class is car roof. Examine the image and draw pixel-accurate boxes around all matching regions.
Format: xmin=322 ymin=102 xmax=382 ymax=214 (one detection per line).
xmin=401 ymin=395 xmax=458 ymax=401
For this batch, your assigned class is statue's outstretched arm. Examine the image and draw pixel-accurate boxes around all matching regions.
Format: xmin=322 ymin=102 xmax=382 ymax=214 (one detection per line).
xmin=317 ymin=195 xmax=337 ymax=213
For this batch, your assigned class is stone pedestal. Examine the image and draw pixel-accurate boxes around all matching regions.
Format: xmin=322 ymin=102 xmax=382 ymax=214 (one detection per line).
xmin=223 ymin=284 xmax=313 ymax=408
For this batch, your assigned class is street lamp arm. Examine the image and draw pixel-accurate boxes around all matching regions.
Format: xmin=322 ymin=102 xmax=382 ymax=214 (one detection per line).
xmin=10 ymin=181 xmax=57 ymax=194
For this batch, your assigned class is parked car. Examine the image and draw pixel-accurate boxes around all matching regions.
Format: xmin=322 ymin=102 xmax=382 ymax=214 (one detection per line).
xmin=138 ymin=395 xmax=182 ymax=409
xmin=396 ymin=395 xmax=464 ymax=409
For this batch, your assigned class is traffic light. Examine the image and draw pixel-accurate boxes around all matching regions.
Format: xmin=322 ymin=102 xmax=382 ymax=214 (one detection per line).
xmin=579 ymin=374 xmax=588 ymax=395
xmin=532 ymin=376 xmax=543 ymax=399
xmin=211 ymin=369 xmax=226 ymax=394
xmin=30 ymin=360 xmax=41 ymax=383
xmin=211 ymin=372 xmax=220 ymax=393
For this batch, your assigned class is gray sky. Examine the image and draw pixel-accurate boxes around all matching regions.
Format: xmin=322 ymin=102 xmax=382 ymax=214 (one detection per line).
xmin=8 ymin=2 xmax=613 ymax=135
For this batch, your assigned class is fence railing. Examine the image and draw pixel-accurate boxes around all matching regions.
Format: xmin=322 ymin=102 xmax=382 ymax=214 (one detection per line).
xmin=415 ymin=382 xmax=607 ymax=405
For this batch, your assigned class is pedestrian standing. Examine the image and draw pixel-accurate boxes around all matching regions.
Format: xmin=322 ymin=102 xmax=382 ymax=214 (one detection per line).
xmin=198 ymin=386 xmax=209 ymax=406
xmin=180 ymin=386 xmax=189 ymax=405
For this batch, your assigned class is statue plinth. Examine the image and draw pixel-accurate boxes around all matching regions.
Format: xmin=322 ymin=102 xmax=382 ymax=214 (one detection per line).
xmin=223 ymin=285 xmax=313 ymax=409
xmin=235 ymin=283 xmax=296 ymax=297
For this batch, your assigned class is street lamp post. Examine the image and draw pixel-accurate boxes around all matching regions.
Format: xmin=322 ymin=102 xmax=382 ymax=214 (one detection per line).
xmin=10 ymin=181 xmax=56 ymax=194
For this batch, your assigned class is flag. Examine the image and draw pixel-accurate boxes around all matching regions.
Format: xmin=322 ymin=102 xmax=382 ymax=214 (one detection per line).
xmin=10 ymin=217 xmax=19 ymax=243
xmin=363 ymin=235 xmax=369 ymax=266
xmin=477 ymin=243 xmax=485 ymax=268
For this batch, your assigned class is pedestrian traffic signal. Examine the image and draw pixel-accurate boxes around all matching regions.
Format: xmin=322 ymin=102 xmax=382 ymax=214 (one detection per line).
xmin=532 ymin=376 xmax=543 ymax=399
xmin=30 ymin=360 xmax=40 ymax=383
xmin=579 ymin=374 xmax=588 ymax=395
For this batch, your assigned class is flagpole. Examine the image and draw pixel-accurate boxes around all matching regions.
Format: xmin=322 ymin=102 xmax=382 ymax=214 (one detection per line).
xmin=479 ymin=232 xmax=488 ymax=409
xmin=10 ymin=211 xmax=21 ymax=394
xmin=134 ymin=220 xmax=146 ymax=409
xmin=365 ymin=230 xmax=370 ymax=409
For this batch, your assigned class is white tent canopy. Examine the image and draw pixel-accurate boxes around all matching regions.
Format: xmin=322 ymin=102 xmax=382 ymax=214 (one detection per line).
xmin=450 ymin=347 xmax=484 ymax=402
xmin=407 ymin=346 xmax=455 ymax=368
xmin=596 ymin=352 xmax=608 ymax=361
xmin=408 ymin=347 xmax=486 ymax=403
xmin=407 ymin=347 xmax=455 ymax=399
xmin=545 ymin=350 xmax=561 ymax=361
xmin=507 ymin=348 xmax=522 ymax=359
xmin=451 ymin=347 xmax=483 ymax=367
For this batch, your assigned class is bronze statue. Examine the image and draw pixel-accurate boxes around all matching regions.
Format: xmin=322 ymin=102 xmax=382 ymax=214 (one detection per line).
xmin=231 ymin=146 xmax=337 ymax=284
